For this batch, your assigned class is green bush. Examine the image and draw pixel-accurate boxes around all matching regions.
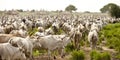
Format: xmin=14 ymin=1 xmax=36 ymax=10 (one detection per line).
xmin=90 ymin=50 xmax=111 ymax=60
xmin=33 ymin=49 xmax=47 ymax=56
xmin=100 ymin=23 xmax=120 ymax=53
xmin=65 ymin=43 xmax=75 ymax=52
xmin=101 ymin=52 xmax=111 ymax=60
xmin=115 ymin=54 xmax=120 ymax=59
xmin=56 ymin=28 xmax=64 ymax=35
xmin=28 ymin=28 xmax=38 ymax=36
xmin=90 ymin=50 xmax=101 ymax=60
xmin=71 ymin=50 xmax=85 ymax=60
xmin=33 ymin=50 xmax=40 ymax=56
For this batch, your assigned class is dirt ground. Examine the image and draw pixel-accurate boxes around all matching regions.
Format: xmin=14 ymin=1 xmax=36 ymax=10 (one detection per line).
xmin=34 ymin=55 xmax=70 ymax=60
xmin=33 ymin=46 xmax=117 ymax=60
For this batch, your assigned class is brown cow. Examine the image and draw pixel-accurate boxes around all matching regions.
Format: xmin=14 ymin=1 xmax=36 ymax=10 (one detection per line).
xmin=0 ymin=34 xmax=15 ymax=43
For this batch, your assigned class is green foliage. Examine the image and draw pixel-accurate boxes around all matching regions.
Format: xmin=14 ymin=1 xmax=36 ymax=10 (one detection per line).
xmin=90 ymin=50 xmax=111 ymax=60
xmin=31 ymin=9 xmax=35 ymax=12
xmin=115 ymin=54 xmax=120 ymax=59
xmin=90 ymin=50 xmax=101 ymax=60
xmin=33 ymin=49 xmax=47 ymax=56
xmin=33 ymin=50 xmax=40 ymax=56
xmin=109 ymin=4 xmax=120 ymax=18
xmin=101 ymin=52 xmax=111 ymax=60
xmin=17 ymin=9 xmax=23 ymax=12
xmin=65 ymin=4 xmax=77 ymax=12
xmin=65 ymin=43 xmax=75 ymax=52
xmin=100 ymin=3 xmax=120 ymax=18
xmin=28 ymin=28 xmax=38 ymax=36
xmin=55 ymin=28 xmax=64 ymax=35
xmin=100 ymin=5 xmax=109 ymax=13
xmin=71 ymin=50 xmax=85 ymax=60
xmin=81 ymin=31 xmax=89 ymax=47
xmin=84 ymin=11 xmax=91 ymax=13
xmin=80 ymin=40 xmax=85 ymax=46
xmin=100 ymin=23 xmax=120 ymax=52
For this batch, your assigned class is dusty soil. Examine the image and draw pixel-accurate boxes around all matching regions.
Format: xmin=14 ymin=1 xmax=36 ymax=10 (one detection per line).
xmin=33 ymin=46 xmax=117 ymax=60
xmin=33 ymin=55 xmax=70 ymax=60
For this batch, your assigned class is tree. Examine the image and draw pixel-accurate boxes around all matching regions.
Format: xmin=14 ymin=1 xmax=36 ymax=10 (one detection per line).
xmin=109 ymin=4 xmax=120 ymax=18
xmin=65 ymin=4 xmax=77 ymax=12
xmin=84 ymin=11 xmax=90 ymax=13
xmin=31 ymin=9 xmax=35 ymax=12
xmin=100 ymin=3 xmax=120 ymax=18
xmin=17 ymin=9 xmax=23 ymax=12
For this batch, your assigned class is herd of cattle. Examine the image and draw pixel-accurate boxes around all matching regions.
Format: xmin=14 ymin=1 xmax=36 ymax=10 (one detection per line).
xmin=0 ymin=12 xmax=120 ymax=60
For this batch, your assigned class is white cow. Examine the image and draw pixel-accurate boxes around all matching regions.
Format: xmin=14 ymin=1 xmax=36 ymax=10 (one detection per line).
xmin=45 ymin=28 xmax=54 ymax=35
xmin=8 ymin=36 xmax=41 ymax=60
xmin=10 ymin=29 xmax=28 ymax=38
xmin=34 ymin=32 xmax=45 ymax=37
xmin=37 ymin=34 xmax=71 ymax=59
xmin=0 ymin=43 xmax=26 ymax=60
xmin=88 ymin=23 xmax=99 ymax=49
xmin=0 ymin=26 xmax=5 ymax=34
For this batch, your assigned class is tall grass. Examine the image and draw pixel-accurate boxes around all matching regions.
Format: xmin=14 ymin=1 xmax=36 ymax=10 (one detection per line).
xmin=65 ymin=43 xmax=75 ymax=53
xmin=90 ymin=50 xmax=111 ymax=60
xmin=90 ymin=50 xmax=101 ymax=60
xmin=100 ymin=23 xmax=120 ymax=53
xmin=71 ymin=50 xmax=85 ymax=60
xmin=28 ymin=28 xmax=38 ymax=36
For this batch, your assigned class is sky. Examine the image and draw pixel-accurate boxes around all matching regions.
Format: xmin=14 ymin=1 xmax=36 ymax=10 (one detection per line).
xmin=0 ymin=0 xmax=120 ymax=12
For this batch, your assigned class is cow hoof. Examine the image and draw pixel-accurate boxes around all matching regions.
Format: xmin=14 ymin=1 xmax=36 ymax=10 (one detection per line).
xmin=54 ymin=56 xmax=56 ymax=59
xmin=61 ymin=54 xmax=65 ymax=58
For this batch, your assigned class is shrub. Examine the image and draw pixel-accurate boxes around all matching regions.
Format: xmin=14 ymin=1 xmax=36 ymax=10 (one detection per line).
xmin=101 ymin=52 xmax=111 ymax=60
xmin=115 ymin=54 xmax=120 ymax=59
xmin=33 ymin=49 xmax=47 ymax=56
xmin=90 ymin=50 xmax=101 ymax=60
xmin=28 ymin=28 xmax=38 ymax=36
xmin=33 ymin=50 xmax=40 ymax=56
xmin=71 ymin=50 xmax=85 ymax=60
xmin=90 ymin=50 xmax=111 ymax=60
xmin=100 ymin=23 xmax=120 ymax=53
xmin=65 ymin=43 xmax=75 ymax=52
xmin=56 ymin=28 xmax=64 ymax=35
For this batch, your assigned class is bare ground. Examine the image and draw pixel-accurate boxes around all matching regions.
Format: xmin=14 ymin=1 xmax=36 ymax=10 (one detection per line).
xmin=33 ymin=46 xmax=116 ymax=60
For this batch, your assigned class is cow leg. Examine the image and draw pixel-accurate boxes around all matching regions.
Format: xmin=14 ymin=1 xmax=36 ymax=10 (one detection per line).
xmin=48 ymin=50 xmax=51 ymax=60
xmin=93 ymin=41 xmax=97 ymax=49
xmin=30 ymin=50 xmax=34 ymax=60
xmin=74 ymin=39 xmax=77 ymax=49
xmin=77 ymin=43 xmax=80 ymax=51
xmin=0 ymin=55 xmax=2 ymax=60
xmin=61 ymin=48 xmax=65 ymax=58
xmin=27 ymin=51 xmax=33 ymax=60
xmin=25 ymin=52 xmax=30 ymax=60
xmin=7 ymin=57 xmax=10 ymax=60
xmin=90 ymin=42 xmax=93 ymax=49
xmin=2 ymin=56 xmax=7 ymax=60
xmin=77 ymin=39 xmax=80 ymax=50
